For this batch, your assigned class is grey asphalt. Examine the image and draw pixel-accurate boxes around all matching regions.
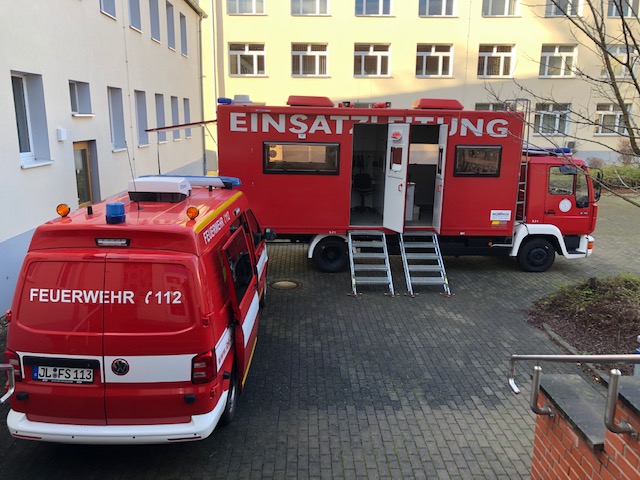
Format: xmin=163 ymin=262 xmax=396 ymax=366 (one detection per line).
xmin=0 ymin=193 xmax=638 ymax=479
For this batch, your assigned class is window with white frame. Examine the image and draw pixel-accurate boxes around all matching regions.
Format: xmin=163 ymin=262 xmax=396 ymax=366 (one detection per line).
xmin=227 ymin=0 xmax=264 ymax=14
xmin=354 ymin=44 xmax=390 ymax=77
xmin=482 ymin=0 xmax=518 ymax=15
xmin=180 ymin=13 xmax=188 ymax=55
xmin=475 ymin=102 xmax=508 ymax=111
xmin=607 ymin=0 xmax=639 ymax=17
xmin=12 ymin=73 xmax=51 ymax=166
xmin=595 ymin=103 xmax=630 ymax=135
xmin=171 ymin=96 xmax=180 ymax=140
xmin=603 ymin=45 xmax=639 ymax=78
xmin=291 ymin=0 xmax=328 ymax=15
xmin=539 ymin=45 xmax=576 ymax=77
xmin=355 ymin=0 xmax=391 ymax=15
xmin=416 ymin=44 xmax=453 ymax=77
xmin=545 ymin=0 xmax=581 ymax=16
xmin=534 ymin=103 xmax=570 ymax=135
xmin=183 ymin=98 xmax=191 ymax=138
xmin=135 ymin=90 xmax=149 ymax=146
xmin=477 ymin=45 xmax=514 ymax=77
xmin=129 ymin=0 xmax=142 ymax=29
xmin=69 ymin=80 xmax=92 ymax=115
xmin=292 ymin=44 xmax=328 ymax=76
xmin=419 ymin=0 xmax=454 ymax=16
xmin=150 ymin=0 xmax=161 ymax=41
xmin=229 ymin=43 xmax=266 ymax=75
xmin=108 ymin=87 xmax=127 ymax=150
xmin=155 ymin=94 xmax=167 ymax=142
xmin=166 ymin=2 xmax=175 ymax=50
xmin=101 ymin=0 xmax=117 ymax=17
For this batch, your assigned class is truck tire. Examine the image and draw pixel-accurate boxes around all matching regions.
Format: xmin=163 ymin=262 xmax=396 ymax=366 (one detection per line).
xmin=517 ymin=238 xmax=555 ymax=272
xmin=219 ymin=368 xmax=238 ymax=426
xmin=312 ymin=236 xmax=348 ymax=273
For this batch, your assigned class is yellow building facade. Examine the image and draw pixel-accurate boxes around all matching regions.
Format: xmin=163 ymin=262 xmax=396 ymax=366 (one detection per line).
xmin=201 ymin=0 xmax=638 ymax=167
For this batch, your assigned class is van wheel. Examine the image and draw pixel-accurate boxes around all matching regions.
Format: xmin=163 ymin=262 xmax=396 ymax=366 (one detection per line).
xmin=517 ymin=238 xmax=555 ymax=272
xmin=219 ymin=369 xmax=238 ymax=426
xmin=313 ymin=237 xmax=348 ymax=273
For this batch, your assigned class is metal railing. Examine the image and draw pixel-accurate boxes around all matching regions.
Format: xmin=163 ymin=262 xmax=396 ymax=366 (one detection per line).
xmin=1 ymin=363 xmax=15 ymax=404
xmin=509 ymin=354 xmax=640 ymax=439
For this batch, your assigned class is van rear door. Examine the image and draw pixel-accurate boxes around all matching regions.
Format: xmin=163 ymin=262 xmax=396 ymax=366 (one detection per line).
xmin=102 ymin=253 xmax=208 ymax=424
xmin=222 ymin=228 xmax=259 ymax=389
xmin=10 ymin=252 xmax=106 ymax=425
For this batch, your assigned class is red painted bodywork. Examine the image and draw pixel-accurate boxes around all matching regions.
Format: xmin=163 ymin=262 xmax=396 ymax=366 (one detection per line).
xmin=5 ymin=185 xmax=266 ymax=431
xmin=216 ymin=99 xmax=596 ymax=241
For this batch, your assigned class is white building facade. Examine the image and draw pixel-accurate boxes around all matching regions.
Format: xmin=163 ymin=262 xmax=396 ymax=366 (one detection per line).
xmin=0 ymin=0 xmax=206 ymax=311
xmin=202 ymin=0 xmax=638 ymax=166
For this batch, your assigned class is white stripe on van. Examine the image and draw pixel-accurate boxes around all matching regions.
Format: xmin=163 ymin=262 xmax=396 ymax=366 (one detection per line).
xmin=257 ymin=248 xmax=268 ymax=280
xmin=215 ymin=327 xmax=233 ymax=371
xmin=243 ymin=293 xmax=260 ymax=347
xmin=104 ymin=354 xmax=193 ymax=383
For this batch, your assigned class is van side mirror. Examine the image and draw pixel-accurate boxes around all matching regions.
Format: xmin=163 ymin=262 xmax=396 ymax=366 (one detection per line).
xmin=264 ymin=228 xmax=277 ymax=241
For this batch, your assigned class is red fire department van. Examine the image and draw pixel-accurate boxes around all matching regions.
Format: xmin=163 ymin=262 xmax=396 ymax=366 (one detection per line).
xmin=1 ymin=175 xmax=275 ymax=444
xmin=216 ymin=95 xmax=599 ymax=277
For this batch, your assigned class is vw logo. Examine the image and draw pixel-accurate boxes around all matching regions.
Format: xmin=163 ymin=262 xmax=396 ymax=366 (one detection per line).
xmin=111 ymin=358 xmax=130 ymax=376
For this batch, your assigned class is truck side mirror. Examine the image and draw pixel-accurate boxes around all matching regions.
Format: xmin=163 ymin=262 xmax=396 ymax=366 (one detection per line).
xmin=264 ymin=228 xmax=276 ymax=241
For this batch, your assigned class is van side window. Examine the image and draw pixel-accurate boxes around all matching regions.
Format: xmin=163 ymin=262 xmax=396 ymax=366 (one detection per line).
xmin=454 ymin=145 xmax=502 ymax=177
xmin=224 ymin=230 xmax=254 ymax=303
xmin=244 ymin=209 xmax=262 ymax=247
xmin=263 ymin=142 xmax=339 ymax=175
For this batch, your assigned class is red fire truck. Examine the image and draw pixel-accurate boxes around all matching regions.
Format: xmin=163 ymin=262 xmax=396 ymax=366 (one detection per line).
xmin=216 ymin=96 xmax=599 ymax=291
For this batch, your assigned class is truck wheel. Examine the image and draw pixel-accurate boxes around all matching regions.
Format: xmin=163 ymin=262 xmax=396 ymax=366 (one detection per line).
xmin=219 ymin=368 xmax=238 ymax=426
xmin=313 ymin=237 xmax=348 ymax=273
xmin=517 ymin=238 xmax=555 ymax=272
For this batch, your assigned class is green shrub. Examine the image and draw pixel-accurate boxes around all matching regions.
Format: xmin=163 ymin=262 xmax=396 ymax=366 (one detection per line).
xmin=599 ymin=165 xmax=640 ymax=188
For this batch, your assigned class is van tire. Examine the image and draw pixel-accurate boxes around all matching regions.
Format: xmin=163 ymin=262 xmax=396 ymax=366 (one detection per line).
xmin=517 ymin=238 xmax=555 ymax=272
xmin=219 ymin=368 xmax=238 ymax=426
xmin=313 ymin=237 xmax=348 ymax=273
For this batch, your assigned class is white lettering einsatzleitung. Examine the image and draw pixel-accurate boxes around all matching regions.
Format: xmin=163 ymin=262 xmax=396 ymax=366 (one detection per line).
xmin=229 ymin=112 xmax=510 ymax=138
xmin=29 ymin=288 xmax=183 ymax=305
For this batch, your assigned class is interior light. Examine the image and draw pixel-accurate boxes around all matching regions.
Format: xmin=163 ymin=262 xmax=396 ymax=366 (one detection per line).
xmin=56 ymin=204 xmax=71 ymax=217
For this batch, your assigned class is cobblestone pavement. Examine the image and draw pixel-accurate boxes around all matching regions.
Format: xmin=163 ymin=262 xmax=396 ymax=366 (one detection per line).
xmin=1 ymin=194 xmax=638 ymax=479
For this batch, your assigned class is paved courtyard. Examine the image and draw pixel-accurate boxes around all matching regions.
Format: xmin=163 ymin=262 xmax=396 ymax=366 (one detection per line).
xmin=0 ymin=194 xmax=638 ymax=479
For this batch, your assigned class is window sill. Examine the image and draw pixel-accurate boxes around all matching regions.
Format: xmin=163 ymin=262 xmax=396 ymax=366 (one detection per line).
xmin=138 ymin=144 xmax=150 ymax=149
xmin=130 ymin=25 xmax=142 ymax=34
xmin=100 ymin=10 xmax=117 ymax=21
xmin=416 ymin=75 xmax=454 ymax=79
xmin=354 ymin=75 xmax=392 ymax=79
xmin=151 ymin=37 xmax=161 ymax=45
xmin=21 ymin=160 xmax=54 ymax=170
xmin=419 ymin=15 xmax=458 ymax=18
xmin=539 ymin=76 xmax=576 ymax=79
xmin=112 ymin=148 xmax=128 ymax=153
xmin=481 ymin=15 xmax=521 ymax=18
xmin=181 ymin=52 xmax=188 ymax=58
xmin=291 ymin=14 xmax=331 ymax=17
xmin=173 ymin=138 xmax=181 ymax=142
xmin=72 ymin=113 xmax=96 ymax=118
xmin=292 ymin=75 xmax=330 ymax=78
xmin=229 ymin=74 xmax=268 ymax=78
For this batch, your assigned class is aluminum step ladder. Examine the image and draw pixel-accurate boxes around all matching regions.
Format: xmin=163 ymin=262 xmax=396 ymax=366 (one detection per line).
xmin=348 ymin=230 xmax=395 ymax=296
xmin=399 ymin=231 xmax=451 ymax=296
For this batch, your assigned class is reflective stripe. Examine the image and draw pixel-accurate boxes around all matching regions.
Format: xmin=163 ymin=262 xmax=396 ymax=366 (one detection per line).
xmin=215 ymin=327 xmax=233 ymax=371
xmin=257 ymin=248 xmax=268 ymax=280
xmin=104 ymin=354 xmax=193 ymax=383
xmin=243 ymin=292 xmax=260 ymax=347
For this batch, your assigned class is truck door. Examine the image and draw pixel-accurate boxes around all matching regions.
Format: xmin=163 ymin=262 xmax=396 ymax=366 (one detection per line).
xmin=432 ymin=124 xmax=448 ymax=233
xmin=11 ymin=254 xmax=106 ymax=425
xmin=242 ymin=209 xmax=268 ymax=302
xmin=383 ymin=124 xmax=411 ymax=233
xmin=544 ymin=165 xmax=592 ymax=234
xmin=222 ymin=228 xmax=260 ymax=388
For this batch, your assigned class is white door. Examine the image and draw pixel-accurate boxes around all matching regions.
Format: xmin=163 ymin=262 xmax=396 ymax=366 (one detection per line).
xmin=383 ymin=124 xmax=410 ymax=233
xmin=432 ymin=124 xmax=448 ymax=233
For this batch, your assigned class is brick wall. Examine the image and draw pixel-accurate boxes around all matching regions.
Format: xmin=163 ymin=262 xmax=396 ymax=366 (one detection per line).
xmin=531 ymin=392 xmax=640 ymax=479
